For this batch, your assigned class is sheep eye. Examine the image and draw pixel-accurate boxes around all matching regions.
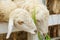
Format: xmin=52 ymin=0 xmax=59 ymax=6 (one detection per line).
xmin=18 ymin=21 xmax=24 ymax=25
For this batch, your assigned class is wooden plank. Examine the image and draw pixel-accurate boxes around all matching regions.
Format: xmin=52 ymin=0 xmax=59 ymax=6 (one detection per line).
xmin=51 ymin=37 xmax=60 ymax=40
xmin=28 ymin=33 xmax=38 ymax=40
xmin=48 ymin=14 xmax=60 ymax=26
xmin=0 ymin=31 xmax=27 ymax=40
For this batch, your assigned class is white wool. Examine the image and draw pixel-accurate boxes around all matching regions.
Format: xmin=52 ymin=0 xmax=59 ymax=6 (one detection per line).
xmin=0 ymin=0 xmax=11 ymax=1
xmin=0 ymin=1 xmax=17 ymax=22
xmin=13 ymin=0 xmax=43 ymax=8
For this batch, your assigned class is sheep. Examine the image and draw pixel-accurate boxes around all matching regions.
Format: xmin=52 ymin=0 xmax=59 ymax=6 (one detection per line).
xmin=6 ymin=8 xmax=36 ymax=39
xmin=13 ymin=0 xmax=49 ymax=35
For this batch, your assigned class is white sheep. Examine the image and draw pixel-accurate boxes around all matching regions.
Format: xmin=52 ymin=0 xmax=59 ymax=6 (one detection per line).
xmin=6 ymin=8 xmax=36 ymax=39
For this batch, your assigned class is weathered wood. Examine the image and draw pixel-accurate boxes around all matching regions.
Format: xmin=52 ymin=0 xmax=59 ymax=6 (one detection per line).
xmin=46 ymin=0 xmax=55 ymax=14
xmin=53 ymin=0 xmax=60 ymax=14
xmin=0 ymin=31 xmax=27 ymax=40
xmin=46 ymin=0 xmax=60 ymax=14
xmin=48 ymin=25 xmax=60 ymax=38
xmin=58 ymin=25 xmax=60 ymax=37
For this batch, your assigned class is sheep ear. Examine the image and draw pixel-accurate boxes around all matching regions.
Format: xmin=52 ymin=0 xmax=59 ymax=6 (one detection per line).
xmin=6 ymin=18 xmax=14 ymax=39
